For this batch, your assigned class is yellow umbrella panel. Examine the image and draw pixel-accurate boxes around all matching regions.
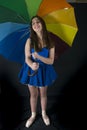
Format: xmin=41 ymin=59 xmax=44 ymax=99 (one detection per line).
xmin=37 ymin=0 xmax=78 ymax=46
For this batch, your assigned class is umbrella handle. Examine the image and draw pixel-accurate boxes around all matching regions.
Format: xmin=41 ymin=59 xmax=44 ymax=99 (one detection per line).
xmin=28 ymin=69 xmax=38 ymax=76
xmin=28 ymin=55 xmax=39 ymax=76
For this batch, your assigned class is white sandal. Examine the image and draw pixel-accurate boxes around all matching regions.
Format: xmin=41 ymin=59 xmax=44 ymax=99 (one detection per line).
xmin=42 ymin=115 xmax=50 ymax=126
xmin=25 ymin=112 xmax=36 ymax=128
xmin=42 ymin=111 xmax=50 ymax=126
xmin=25 ymin=116 xmax=35 ymax=128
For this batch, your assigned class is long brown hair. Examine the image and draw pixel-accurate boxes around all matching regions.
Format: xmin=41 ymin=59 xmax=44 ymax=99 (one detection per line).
xmin=30 ymin=15 xmax=54 ymax=51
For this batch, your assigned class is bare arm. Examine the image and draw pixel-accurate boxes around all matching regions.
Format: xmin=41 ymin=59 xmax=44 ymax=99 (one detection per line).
xmin=25 ymin=38 xmax=39 ymax=70
xmin=32 ymin=47 xmax=55 ymax=65
xmin=25 ymin=38 xmax=33 ymax=68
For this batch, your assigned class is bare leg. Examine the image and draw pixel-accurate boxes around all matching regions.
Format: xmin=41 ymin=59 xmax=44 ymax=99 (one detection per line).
xmin=29 ymin=85 xmax=38 ymax=112
xmin=39 ymin=87 xmax=50 ymax=126
xmin=25 ymin=85 xmax=38 ymax=128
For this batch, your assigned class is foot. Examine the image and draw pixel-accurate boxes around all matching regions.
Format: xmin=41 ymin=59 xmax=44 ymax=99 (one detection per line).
xmin=25 ymin=116 xmax=36 ymax=128
xmin=42 ymin=114 xmax=50 ymax=126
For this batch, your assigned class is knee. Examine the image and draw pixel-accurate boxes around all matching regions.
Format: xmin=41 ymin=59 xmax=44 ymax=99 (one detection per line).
xmin=31 ymin=91 xmax=38 ymax=99
xmin=40 ymin=92 xmax=47 ymax=98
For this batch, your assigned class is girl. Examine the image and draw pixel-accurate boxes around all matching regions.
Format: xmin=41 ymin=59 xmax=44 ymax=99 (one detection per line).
xmin=18 ymin=15 xmax=57 ymax=128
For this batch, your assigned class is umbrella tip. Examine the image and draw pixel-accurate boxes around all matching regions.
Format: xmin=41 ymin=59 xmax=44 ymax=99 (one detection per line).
xmin=64 ymin=7 xmax=69 ymax=9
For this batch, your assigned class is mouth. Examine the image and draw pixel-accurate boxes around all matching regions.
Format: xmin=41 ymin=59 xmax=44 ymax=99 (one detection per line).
xmin=35 ymin=26 xmax=41 ymax=31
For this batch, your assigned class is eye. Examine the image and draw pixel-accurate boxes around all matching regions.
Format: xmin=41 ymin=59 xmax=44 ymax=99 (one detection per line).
xmin=32 ymin=20 xmax=40 ymax=26
xmin=32 ymin=22 xmax=35 ymax=26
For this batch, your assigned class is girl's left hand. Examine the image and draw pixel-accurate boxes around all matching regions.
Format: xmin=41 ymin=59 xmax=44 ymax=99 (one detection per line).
xmin=32 ymin=52 xmax=39 ymax=59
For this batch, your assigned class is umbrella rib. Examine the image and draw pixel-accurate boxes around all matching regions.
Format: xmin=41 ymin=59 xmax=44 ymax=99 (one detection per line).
xmin=19 ymin=31 xmax=30 ymax=40
xmin=17 ymin=27 xmax=29 ymax=32
xmin=17 ymin=14 xmax=28 ymax=24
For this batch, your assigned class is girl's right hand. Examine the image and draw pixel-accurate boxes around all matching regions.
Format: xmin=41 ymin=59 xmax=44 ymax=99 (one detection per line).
xmin=31 ymin=62 xmax=39 ymax=71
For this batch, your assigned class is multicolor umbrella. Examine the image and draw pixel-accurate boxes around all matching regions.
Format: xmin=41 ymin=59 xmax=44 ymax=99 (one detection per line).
xmin=0 ymin=0 xmax=78 ymax=64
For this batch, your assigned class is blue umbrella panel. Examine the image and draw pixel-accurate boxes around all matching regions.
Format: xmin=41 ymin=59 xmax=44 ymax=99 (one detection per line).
xmin=0 ymin=22 xmax=30 ymax=64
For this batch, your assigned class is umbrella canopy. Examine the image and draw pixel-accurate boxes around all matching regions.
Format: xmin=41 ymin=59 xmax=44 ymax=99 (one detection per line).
xmin=0 ymin=0 xmax=78 ymax=64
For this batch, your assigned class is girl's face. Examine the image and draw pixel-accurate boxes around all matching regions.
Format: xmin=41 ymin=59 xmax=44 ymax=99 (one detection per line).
xmin=32 ymin=17 xmax=42 ymax=33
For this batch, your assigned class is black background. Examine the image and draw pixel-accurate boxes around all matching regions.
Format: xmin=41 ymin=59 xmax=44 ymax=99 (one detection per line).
xmin=0 ymin=3 xmax=87 ymax=130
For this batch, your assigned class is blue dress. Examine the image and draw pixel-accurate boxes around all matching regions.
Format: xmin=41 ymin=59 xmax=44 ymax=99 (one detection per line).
xmin=18 ymin=47 xmax=57 ymax=87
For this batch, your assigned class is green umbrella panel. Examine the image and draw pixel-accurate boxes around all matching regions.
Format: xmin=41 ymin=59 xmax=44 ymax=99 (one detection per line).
xmin=0 ymin=5 xmax=26 ymax=23
xmin=0 ymin=0 xmax=42 ymax=23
